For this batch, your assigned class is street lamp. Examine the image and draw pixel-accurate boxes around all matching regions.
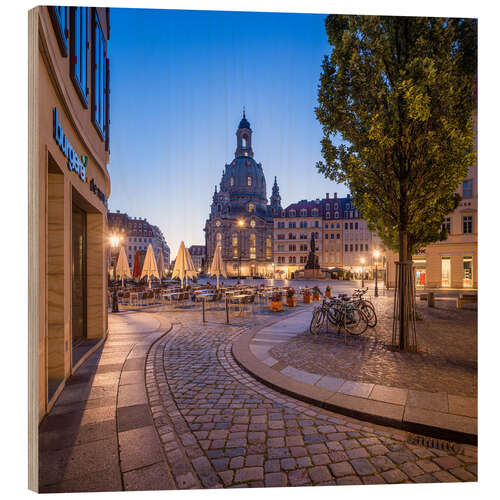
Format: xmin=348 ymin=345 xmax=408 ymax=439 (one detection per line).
xmin=237 ymin=218 xmax=244 ymax=284
xmin=373 ymin=249 xmax=380 ymax=297
xmin=109 ymin=233 xmax=123 ymax=313
xmin=360 ymin=257 xmax=366 ymax=288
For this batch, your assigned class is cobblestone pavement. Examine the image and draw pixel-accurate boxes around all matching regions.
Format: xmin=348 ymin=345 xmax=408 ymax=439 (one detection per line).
xmin=145 ymin=306 xmax=477 ymax=488
xmin=270 ymin=295 xmax=477 ymax=398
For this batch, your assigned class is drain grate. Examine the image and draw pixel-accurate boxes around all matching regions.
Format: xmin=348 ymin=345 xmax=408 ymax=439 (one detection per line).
xmin=407 ymin=433 xmax=463 ymax=454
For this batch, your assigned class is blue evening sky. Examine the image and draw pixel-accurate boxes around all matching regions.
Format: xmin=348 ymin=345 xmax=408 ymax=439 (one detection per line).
xmin=107 ymin=8 xmax=347 ymax=254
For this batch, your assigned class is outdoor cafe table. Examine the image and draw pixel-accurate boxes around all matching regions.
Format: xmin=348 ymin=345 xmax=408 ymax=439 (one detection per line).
xmin=163 ymin=291 xmax=185 ymax=305
xmin=229 ymin=293 xmax=253 ymax=315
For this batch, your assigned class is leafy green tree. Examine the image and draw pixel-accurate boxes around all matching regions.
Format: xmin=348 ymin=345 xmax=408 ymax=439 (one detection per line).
xmin=316 ymin=15 xmax=476 ymax=349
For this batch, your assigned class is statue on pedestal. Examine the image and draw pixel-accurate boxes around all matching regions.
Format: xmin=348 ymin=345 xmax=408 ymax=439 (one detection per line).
xmin=305 ymin=233 xmax=320 ymax=270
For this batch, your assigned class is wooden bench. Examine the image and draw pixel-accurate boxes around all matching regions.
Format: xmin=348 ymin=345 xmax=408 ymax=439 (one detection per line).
xmin=456 ymin=293 xmax=477 ymax=309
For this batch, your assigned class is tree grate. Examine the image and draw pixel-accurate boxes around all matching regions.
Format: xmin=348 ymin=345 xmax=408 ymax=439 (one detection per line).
xmin=407 ymin=433 xmax=463 ymax=454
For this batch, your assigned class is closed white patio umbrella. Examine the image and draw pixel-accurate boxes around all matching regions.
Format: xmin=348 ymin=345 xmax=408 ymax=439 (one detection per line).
xmin=115 ymin=246 xmax=131 ymax=286
xmin=141 ymin=244 xmax=160 ymax=288
xmin=171 ymin=241 xmax=197 ymax=288
xmin=157 ymin=248 xmax=165 ymax=280
xmin=209 ymin=243 xmax=226 ymax=289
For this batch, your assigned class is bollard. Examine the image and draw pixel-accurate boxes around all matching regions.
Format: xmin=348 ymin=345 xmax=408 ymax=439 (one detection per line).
xmin=226 ymin=297 xmax=230 ymax=324
xmin=428 ymin=292 xmax=435 ymax=308
xmin=202 ymin=298 xmax=206 ymax=323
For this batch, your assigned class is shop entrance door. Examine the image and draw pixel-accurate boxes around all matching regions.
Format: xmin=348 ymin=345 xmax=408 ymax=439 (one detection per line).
xmin=441 ymin=257 xmax=451 ymax=288
xmin=72 ymin=204 xmax=87 ymax=347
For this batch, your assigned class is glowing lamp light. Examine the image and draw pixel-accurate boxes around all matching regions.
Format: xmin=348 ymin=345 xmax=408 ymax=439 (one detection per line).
xmin=373 ymin=249 xmax=380 ymax=259
xmin=109 ymin=235 xmax=121 ymax=248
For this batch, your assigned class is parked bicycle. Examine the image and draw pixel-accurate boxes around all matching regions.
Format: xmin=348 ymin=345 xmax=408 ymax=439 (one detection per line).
xmin=309 ymin=288 xmax=377 ymax=336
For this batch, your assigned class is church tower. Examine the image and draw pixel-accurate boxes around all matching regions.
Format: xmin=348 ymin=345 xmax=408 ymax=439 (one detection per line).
xmin=270 ymin=176 xmax=282 ymax=216
xmin=204 ymin=110 xmax=278 ymax=278
xmin=235 ymin=109 xmax=254 ymax=158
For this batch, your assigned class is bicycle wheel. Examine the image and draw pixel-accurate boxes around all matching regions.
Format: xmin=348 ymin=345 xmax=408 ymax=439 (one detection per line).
xmin=360 ymin=301 xmax=377 ymax=328
xmin=343 ymin=307 xmax=368 ymax=335
xmin=310 ymin=307 xmax=325 ymax=335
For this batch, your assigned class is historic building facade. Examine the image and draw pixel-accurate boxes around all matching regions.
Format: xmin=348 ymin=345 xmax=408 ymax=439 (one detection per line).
xmin=274 ymin=193 xmax=385 ymax=278
xmin=188 ymin=245 xmax=206 ymax=272
xmin=107 ymin=210 xmax=170 ymax=272
xmin=204 ymin=112 xmax=281 ymax=277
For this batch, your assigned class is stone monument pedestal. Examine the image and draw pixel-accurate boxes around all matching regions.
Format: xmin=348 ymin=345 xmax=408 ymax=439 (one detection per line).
xmin=303 ymin=268 xmax=326 ymax=280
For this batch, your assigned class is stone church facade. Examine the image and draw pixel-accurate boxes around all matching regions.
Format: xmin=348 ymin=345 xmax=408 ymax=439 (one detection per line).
xmin=204 ymin=112 xmax=282 ymax=277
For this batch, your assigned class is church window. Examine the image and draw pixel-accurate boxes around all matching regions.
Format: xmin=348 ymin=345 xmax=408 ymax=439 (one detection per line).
xmin=242 ymin=135 xmax=248 ymax=148
xmin=233 ymin=247 xmax=238 ymax=258
xmin=266 ymin=236 xmax=272 ymax=259
xmin=230 ymin=176 xmax=234 ymax=186
xmin=215 ymin=220 xmax=221 ymax=227
xmin=248 ymin=203 xmax=254 ymax=213
xmin=247 ymin=176 xmax=252 ymax=186
xmin=232 ymin=234 xmax=238 ymax=246
xmin=250 ymin=234 xmax=256 ymax=259
xmin=250 ymin=220 xmax=256 ymax=228
xmin=216 ymin=233 xmax=222 ymax=243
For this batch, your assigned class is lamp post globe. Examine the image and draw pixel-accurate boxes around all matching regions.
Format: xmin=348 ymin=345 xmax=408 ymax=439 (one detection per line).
xmin=373 ymin=250 xmax=380 ymax=297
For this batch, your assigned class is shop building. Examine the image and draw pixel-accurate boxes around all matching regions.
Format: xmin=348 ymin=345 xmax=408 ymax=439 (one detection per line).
xmin=385 ymin=108 xmax=477 ymax=290
xmin=30 ymin=6 xmax=111 ymax=421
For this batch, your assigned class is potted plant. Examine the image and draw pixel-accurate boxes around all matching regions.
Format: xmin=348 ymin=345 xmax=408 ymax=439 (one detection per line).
xmin=270 ymin=291 xmax=283 ymax=312
xmin=303 ymin=287 xmax=312 ymax=304
xmin=286 ymin=288 xmax=296 ymax=307
xmin=312 ymin=286 xmax=321 ymax=301
xmin=325 ymin=285 xmax=332 ymax=297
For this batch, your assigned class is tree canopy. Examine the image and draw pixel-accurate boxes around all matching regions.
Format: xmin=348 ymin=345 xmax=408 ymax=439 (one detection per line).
xmin=316 ymin=15 xmax=477 ymax=257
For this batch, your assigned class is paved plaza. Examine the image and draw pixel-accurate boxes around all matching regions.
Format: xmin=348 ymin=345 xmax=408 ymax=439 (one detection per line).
xmin=38 ymin=288 xmax=477 ymax=492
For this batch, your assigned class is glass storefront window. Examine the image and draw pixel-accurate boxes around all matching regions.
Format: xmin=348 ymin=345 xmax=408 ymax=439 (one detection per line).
xmin=413 ymin=259 xmax=426 ymax=287
xmin=441 ymin=257 xmax=451 ymax=287
xmin=463 ymin=256 xmax=473 ymax=288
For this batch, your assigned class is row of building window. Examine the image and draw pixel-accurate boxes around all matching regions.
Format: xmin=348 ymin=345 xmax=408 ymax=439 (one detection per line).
xmin=441 ymin=216 xmax=474 ymax=235
xmin=345 ymin=243 xmax=369 ymax=252
xmin=276 ymin=256 xmax=308 ymax=264
xmin=49 ymin=7 xmax=109 ymax=147
xmin=128 ymin=237 xmax=152 ymax=243
xmin=325 ymin=233 xmax=341 ymax=239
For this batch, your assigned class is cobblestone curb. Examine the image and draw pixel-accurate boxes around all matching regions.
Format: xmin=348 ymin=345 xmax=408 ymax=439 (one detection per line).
xmin=232 ymin=313 xmax=477 ymax=445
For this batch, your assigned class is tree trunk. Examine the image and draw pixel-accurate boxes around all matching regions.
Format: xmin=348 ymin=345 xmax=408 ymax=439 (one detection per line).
xmin=398 ymin=229 xmax=408 ymax=350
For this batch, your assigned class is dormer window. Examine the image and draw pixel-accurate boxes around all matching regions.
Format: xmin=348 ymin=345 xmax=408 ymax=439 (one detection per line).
xmin=326 ymin=212 xmax=330 ymax=218
xmin=312 ymin=209 xmax=319 ymax=217
xmin=289 ymin=210 xmax=296 ymax=217
xmin=300 ymin=209 xmax=307 ymax=217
